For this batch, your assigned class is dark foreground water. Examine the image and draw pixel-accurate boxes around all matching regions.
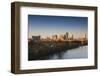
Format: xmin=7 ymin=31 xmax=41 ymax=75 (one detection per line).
xmin=29 ymin=46 xmax=88 ymax=60
xmin=48 ymin=46 xmax=88 ymax=60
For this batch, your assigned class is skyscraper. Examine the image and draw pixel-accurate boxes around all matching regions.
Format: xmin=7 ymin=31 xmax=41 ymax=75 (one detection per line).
xmin=52 ymin=35 xmax=57 ymax=40
xmin=71 ymin=34 xmax=74 ymax=40
xmin=65 ymin=32 xmax=69 ymax=40
xmin=85 ymin=34 xmax=87 ymax=39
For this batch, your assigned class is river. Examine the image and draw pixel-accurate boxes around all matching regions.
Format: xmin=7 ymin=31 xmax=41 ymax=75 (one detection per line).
xmin=48 ymin=46 xmax=88 ymax=59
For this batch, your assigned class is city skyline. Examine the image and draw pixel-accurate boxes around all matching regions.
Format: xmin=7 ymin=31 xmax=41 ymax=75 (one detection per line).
xmin=28 ymin=15 xmax=88 ymax=39
xmin=29 ymin=32 xmax=87 ymax=40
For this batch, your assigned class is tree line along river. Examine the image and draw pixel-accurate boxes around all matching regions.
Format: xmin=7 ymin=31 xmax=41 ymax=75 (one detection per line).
xmin=28 ymin=40 xmax=88 ymax=60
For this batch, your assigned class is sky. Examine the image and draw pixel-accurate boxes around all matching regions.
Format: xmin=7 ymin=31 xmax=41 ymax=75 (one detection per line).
xmin=28 ymin=15 xmax=88 ymax=39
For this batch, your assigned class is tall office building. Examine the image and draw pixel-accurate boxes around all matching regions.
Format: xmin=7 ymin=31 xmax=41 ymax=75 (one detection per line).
xmin=32 ymin=35 xmax=41 ymax=42
xmin=65 ymin=32 xmax=69 ymax=40
xmin=85 ymin=34 xmax=87 ymax=39
xmin=71 ymin=34 xmax=74 ymax=40
xmin=52 ymin=35 xmax=57 ymax=40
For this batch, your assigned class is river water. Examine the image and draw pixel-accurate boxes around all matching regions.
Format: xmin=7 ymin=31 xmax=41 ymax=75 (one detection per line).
xmin=49 ymin=46 xmax=88 ymax=59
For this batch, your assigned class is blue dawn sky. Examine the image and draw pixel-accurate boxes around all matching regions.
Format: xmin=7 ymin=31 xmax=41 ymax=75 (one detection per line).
xmin=28 ymin=15 xmax=88 ymax=38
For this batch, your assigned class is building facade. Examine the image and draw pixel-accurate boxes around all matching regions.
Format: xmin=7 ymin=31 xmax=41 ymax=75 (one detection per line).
xmin=32 ymin=36 xmax=41 ymax=42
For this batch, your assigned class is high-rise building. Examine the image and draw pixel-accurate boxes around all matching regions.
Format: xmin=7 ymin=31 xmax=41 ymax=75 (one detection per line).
xmin=65 ymin=32 xmax=69 ymax=40
xmin=85 ymin=34 xmax=87 ymax=39
xmin=71 ymin=34 xmax=74 ymax=40
xmin=52 ymin=35 xmax=57 ymax=40
xmin=32 ymin=35 xmax=41 ymax=42
xmin=59 ymin=34 xmax=64 ymax=41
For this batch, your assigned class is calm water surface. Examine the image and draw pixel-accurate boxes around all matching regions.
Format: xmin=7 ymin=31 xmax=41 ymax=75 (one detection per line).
xmin=49 ymin=46 xmax=88 ymax=59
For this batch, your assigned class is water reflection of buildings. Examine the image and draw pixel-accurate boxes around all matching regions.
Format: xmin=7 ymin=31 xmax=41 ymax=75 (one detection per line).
xmin=28 ymin=32 xmax=87 ymax=42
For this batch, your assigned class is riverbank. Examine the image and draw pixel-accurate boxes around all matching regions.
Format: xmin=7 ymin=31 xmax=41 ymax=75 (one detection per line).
xmin=28 ymin=40 xmax=87 ymax=60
